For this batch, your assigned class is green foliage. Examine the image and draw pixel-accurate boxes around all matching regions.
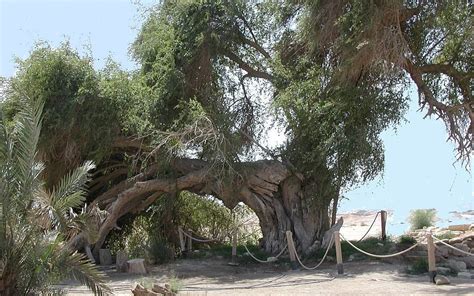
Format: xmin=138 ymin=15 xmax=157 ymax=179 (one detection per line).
xmin=436 ymin=231 xmax=456 ymax=240
xmin=3 ymin=42 xmax=155 ymax=187
xmin=273 ymin=44 xmax=408 ymax=202
xmin=408 ymin=209 xmax=437 ymax=230
xmin=316 ymin=237 xmax=394 ymax=260
xmin=408 ymin=258 xmax=429 ymax=274
xmin=131 ymin=0 xmax=274 ymax=161
xmin=296 ymin=0 xmax=473 ymax=162
xmin=168 ymin=273 xmax=183 ymax=294
xmin=399 ymin=235 xmax=417 ymax=245
xmin=0 ymin=99 xmax=109 ymax=295
xmin=106 ymin=215 xmax=170 ymax=263
xmin=98 ymin=59 xmax=153 ymax=136
xmin=10 ymin=42 xmax=115 ymax=155
xmin=176 ymin=192 xmax=259 ymax=243
xmin=106 ymin=191 xmax=261 ymax=263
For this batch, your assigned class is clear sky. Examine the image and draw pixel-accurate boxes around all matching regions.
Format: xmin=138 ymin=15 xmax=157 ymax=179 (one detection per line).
xmin=1 ymin=0 xmax=472 ymax=233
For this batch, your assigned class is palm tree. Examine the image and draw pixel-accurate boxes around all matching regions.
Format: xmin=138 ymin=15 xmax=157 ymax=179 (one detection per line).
xmin=0 ymin=98 xmax=110 ymax=295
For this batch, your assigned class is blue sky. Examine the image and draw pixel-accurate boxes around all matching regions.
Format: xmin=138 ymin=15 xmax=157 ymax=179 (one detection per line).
xmin=1 ymin=0 xmax=472 ymax=233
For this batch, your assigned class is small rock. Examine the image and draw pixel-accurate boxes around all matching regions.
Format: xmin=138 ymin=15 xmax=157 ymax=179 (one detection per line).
xmin=437 ymin=267 xmax=451 ymax=275
xmin=457 ymin=271 xmax=474 ymax=279
xmin=435 ymin=246 xmax=449 ymax=258
xmin=435 ymin=275 xmax=450 ymax=285
xmin=458 ymin=256 xmax=474 ymax=269
xmin=448 ymin=224 xmax=471 ymax=232
xmin=447 ymin=259 xmax=467 ymax=273
xmin=266 ymin=256 xmax=277 ymax=262
xmin=451 ymin=243 xmax=470 ymax=256
xmin=348 ymin=253 xmax=365 ymax=262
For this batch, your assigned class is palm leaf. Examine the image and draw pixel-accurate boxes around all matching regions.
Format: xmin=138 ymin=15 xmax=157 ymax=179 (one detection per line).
xmin=11 ymin=98 xmax=44 ymax=203
xmin=50 ymin=160 xmax=95 ymax=212
xmin=58 ymin=251 xmax=111 ymax=296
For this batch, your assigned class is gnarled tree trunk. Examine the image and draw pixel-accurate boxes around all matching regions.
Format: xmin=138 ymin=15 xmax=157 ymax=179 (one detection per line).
xmin=84 ymin=158 xmax=332 ymax=256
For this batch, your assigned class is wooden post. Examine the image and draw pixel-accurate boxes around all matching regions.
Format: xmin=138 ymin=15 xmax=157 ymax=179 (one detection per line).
xmin=427 ymin=233 xmax=437 ymax=283
xmin=187 ymin=229 xmax=193 ymax=253
xmin=178 ymin=227 xmax=186 ymax=252
xmin=285 ymin=231 xmax=298 ymax=270
xmin=380 ymin=210 xmax=387 ymax=241
xmin=232 ymin=231 xmax=237 ymax=264
xmin=116 ymin=250 xmax=128 ymax=272
xmin=334 ymin=231 xmax=343 ymax=275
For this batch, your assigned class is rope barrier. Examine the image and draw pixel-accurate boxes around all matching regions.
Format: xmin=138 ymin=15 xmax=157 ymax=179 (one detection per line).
xmin=180 ymin=229 xmax=217 ymax=243
xmin=356 ymin=211 xmax=381 ymax=243
xmin=243 ymin=244 xmax=288 ymax=263
xmin=340 ymin=233 xmax=419 ymax=258
xmin=292 ymin=234 xmax=334 ymax=270
xmin=433 ymin=236 xmax=474 ymax=256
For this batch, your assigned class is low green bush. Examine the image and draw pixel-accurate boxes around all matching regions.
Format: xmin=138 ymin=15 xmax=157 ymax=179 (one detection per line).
xmin=408 ymin=258 xmax=428 ymax=274
xmin=312 ymin=237 xmax=395 ymax=260
xmin=399 ymin=235 xmax=417 ymax=245
xmin=435 ymin=231 xmax=456 ymax=240
xmin=408 ymin=209 xmax=437 ymax=230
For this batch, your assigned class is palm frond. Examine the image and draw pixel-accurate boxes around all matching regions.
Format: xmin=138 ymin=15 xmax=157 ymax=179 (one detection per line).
xmin=51 ymin=161 xmax=95 ymax=204
xmin=35 ymin=161 xmax=95 ymax=232
xmin=0 ymin=108 xmax=10 ymax=253
xmin=11 ymin=98 xmax=44 ymax=200
xmin=59 ymin=251 xmax=111 ymax=296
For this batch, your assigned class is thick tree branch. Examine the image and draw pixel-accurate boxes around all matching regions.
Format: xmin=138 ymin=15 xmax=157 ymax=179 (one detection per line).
xmin=404 ymin=58 xmax=472 ymax=162
xmin=237 ymin=31 xmax=272 ymax=59
xmin=417 ymin=63 xmax=473 ymax=102
xmin=223 ymin=50 xmax=274 ymax=81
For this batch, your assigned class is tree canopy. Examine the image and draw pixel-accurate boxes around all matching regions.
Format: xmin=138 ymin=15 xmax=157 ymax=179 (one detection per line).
xmin=1 ymin=0 xmax=471 ymax=256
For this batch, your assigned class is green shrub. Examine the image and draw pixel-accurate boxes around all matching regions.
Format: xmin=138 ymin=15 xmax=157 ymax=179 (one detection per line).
xmin=408 ymin=209 xmax=437 ymax=230
xmin=408 ymin=258 xmax=428 ymax=274
xmin=314 ymin=237 xmax=394 ymax=260
xmin=148 ymin=235 xmax=175 ymax=264
xmin=169 ymin=273 xmax=183 ymax=293
xmin=106 ymin=191 xmax=262 ymax=264
xmin=436 ymin=231 xmax=456 ymax=240
xmin=399 ymin=235 xmax=417 ymax=244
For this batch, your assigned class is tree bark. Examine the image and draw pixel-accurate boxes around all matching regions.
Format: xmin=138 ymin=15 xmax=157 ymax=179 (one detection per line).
xmin=88 ymin=158 xmax=332 ymax=256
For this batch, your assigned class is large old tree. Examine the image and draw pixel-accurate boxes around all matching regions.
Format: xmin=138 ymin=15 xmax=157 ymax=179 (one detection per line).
xmin=1 ymin=0 xmax=472 ymax=256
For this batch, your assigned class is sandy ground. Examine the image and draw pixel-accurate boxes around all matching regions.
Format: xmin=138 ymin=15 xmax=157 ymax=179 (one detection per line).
xmin=61 ymin=211 xmax=474 ymax=295
xmin=62 ymin=259 xmax=474 ymax=295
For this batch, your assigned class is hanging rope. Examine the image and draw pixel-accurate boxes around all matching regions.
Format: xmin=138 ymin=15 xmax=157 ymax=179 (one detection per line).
xmin=340 ymin=233 xmax=419 ymax=258
xmin=243 ymin=244 xmax=288 ymax=263
xmin=181 ymin=229 xmax=217 ymax=243
xmin=433 ymin=236 xmax=474 ymax=256
xmin=356 ymin=211 xmax=381 ymax=243
xmin=291 ymin=234 xmax=334 ymax=270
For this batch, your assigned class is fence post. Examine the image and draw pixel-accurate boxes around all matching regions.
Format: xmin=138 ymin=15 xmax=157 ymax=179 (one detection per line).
xmin=426 ymin=233 xmax=437 ymax=283
xmin=178 ymin=227 xmax=186 ymax=253
xmin=380 ymin=210 xmax=387 ymax=241
xmin=187 ymin=229 xmax=193 ymax=253
xmin=285 ymin=231 xmax=298 ymax=270
xmin=334 ymin=231 xmax=343 ymax=275
xmin=231 ymin=232 xmax=238 ymax=264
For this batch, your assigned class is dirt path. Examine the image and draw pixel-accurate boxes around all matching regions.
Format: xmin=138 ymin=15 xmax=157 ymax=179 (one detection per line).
xmin=62 ymin=259 xmax=474 ymax=295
